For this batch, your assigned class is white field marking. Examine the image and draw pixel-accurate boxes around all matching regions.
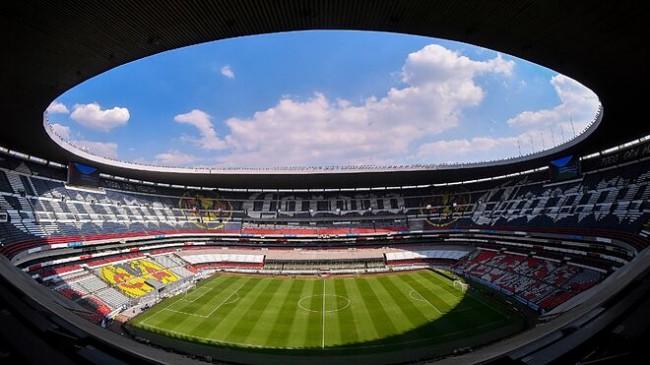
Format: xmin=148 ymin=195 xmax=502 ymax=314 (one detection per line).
xmin=322 ymin=279 xmax=326 ymax=349
xmin=165 ymin=293 xmax=240 ymax=318
xmin=297 ymin=295 xmax=350 ymax=313
xmin=139 ymin=283 xmax=219 ymax=327
xmin=423 ymin=272 xmax=464 ymax=300
xmin=407 ymin=286 xmax=443 ymax=315
xmin=440 ymin=280 xmax=465 ymax=299
xmin=165 ymin=283 xmax=245 ymax=319
xmin=181 ymin=286 xmax=212 ymax=303
xmin=137 ymin=278 xmax=506 ymax=351
xmin=427 ymin=273 xmax=511 ymax=321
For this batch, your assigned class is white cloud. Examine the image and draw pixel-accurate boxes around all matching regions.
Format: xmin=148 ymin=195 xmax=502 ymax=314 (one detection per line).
xmin=415 ymin=136 xmax=519 ymax=164
xmin=46 ymin=101 xmax=69 ymax=114
xmin=494 ymin=74 xmax=600 ymax=158
xmin=507 ymin=75 xmax=599 ymax=131
xmin=70 ymin=102 xmax=130 ymax=131
xmin=401 ymin=45 xmax=513 ymax=87
xmin=415 ymin=74 xmax=599 ymax=165
xmin=174 ymin=109 xmax=228 ymax=150
xmin=73 ymin=140 xmax=119 ymax=159
xmin=154 ymin=150 xmax=198 ymax=166
xmin=48 ymin=120 xmax=120 ymax=159
xmin=171 ymin=45 xmax=597 ymax=167
xmin=182 ymin=44 xmax=514 ymax=167
xmin=50 ymin=123 xmax=71 ymax=139
xmin=220 ymin=65 xmax=235 ymax=79
xmin=418 ymin=137 xmax=510 ymax=157
xmin=413 ymin=126 xmax=575 ymax=163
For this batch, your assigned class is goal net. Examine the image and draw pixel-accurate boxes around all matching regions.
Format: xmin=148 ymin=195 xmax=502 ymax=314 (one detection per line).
xmin=453 ymin=280 xmax=469 ymax=292
xmin=184 ymin=282 xmax=197 ymax=297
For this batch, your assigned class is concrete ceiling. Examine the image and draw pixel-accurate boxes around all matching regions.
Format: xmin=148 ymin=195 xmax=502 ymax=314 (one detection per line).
xmin=1 ymin=0 xmax=646 ymax=189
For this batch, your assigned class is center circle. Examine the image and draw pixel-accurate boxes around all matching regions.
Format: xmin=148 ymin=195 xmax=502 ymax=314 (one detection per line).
xmin=298 ymin=294 xmax=351 ymax=313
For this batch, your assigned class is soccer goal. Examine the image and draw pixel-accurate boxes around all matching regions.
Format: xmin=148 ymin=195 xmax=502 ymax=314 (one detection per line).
xmin=453 ymin=280 xmax=469 ymax=292
xmin=184 ymin=282 xmax=197 ymax=297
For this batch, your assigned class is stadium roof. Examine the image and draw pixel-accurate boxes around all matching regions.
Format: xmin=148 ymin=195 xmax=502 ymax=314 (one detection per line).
xmin=1 ymin=1 xmax=646 ymax=189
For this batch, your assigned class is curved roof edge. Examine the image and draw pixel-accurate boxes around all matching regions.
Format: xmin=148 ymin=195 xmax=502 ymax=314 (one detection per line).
xmin=1 ymin=1 xmax=647 ymax=189
xmin=43 ymin=106 xmax=603 ymax=176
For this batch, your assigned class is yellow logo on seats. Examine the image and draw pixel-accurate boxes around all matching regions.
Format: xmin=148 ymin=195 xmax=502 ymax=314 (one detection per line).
xmin=178 ymin=192 xmax=233 ymax=230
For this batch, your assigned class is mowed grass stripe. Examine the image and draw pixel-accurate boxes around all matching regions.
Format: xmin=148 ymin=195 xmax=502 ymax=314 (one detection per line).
xmin=355 ymin=277 xmax=399 ymax=343
xmin=265 ymin=278 xmax=306 ymax=348
xmin=189 ymin=275 xmax=254 ymax=342
xmin=372 ymin=276 xmax=425 ymax=339
xmin=281 ymin=279 xmax=315 ymax=348
xmin=237 ymin=278 xmax=285 ymax=344
xmin=383 ymin=274 xmax=436 ymax=322
xmin=421 ymin=271 xmax=465 ymax=302
xmin=129 ymin=270 xmax=523 ymax=353
xmin=139 ymin=275 xmax=238 ymax=333
xmin=419 ymin=271 xmax=510 ymax=327
xmin=403 ymin=272 xmax=455 ymax=313
xmin=331 ymin=278 xmax=359 ymax=345
xmin=300 ymin=279 xmax=323 ymax=348
xmin=135 ymin=274 xmax=245 ymax=342
xmin=192 ymin=276 xmax=254 ymax=344
xmin=164 ymin=277 xmax=238 ymax=341
xmin=172 ymin=275 xmax=242 ymax=318
xmin=343 ymin=277 xmax=379 ymax=343
xmin=215 ymin=277 xmax=276 ymax=344
xmin=412 ymin=271 xmax=460 ymax=310
xmin=379 ymin=275 xmax=433 ymax=342
xmin=408 ymin=273 xmax=502 ymax=339
xmin=323 ymin=277 xmax=346 ymax=346
xmin=243 ymin=277 xmax=294 ymax=346
xmin=399 ymin=272 xmax=472 ymax=340
xmin=390 ymin=271 xmax=483 ymax=343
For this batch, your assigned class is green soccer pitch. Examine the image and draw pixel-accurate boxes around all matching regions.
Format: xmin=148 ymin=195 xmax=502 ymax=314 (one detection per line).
xmin=127 ymin=270 xmax=526 ymax=361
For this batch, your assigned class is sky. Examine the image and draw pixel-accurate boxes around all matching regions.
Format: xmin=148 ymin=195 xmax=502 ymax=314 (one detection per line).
xmin=45 ymin=30 xmax=600 ymax=168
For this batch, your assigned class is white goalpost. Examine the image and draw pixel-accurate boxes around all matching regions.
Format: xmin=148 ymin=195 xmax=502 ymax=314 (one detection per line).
xmin=184 ymin=282 xmax=197 ymax=297
xmin=453 ymin=280 xmax=469 ymax=292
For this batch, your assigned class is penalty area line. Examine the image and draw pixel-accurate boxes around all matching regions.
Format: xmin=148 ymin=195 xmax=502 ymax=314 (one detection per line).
xmin=205 ymin=285 xmax=244 ymax=318
xmin=159 ymin=282 xmax=244 ymax=319
xmin=406 ymin=283 xmax=443 ymax=315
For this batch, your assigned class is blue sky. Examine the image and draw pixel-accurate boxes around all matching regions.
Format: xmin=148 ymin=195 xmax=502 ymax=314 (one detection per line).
xmin=45 ymin=30 xmax=600 ymax=168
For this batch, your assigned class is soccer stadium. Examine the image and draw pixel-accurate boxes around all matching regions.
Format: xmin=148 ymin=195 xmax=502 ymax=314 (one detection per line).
xmin=0 ymin=1 xmax=647 ymax=365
